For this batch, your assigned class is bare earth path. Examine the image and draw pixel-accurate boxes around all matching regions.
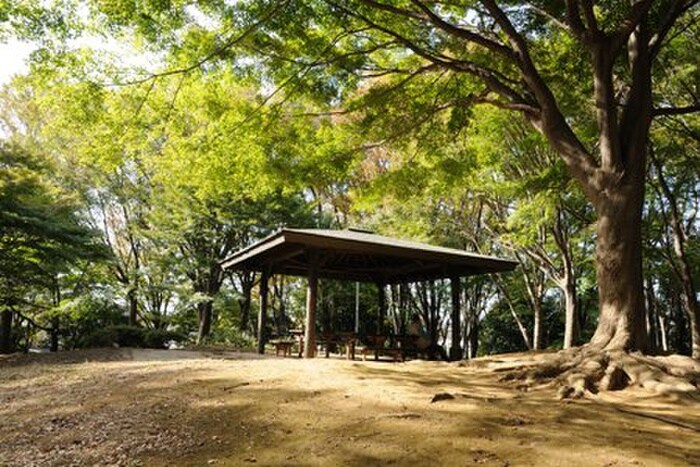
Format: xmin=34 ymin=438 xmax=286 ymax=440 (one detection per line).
xmin=1 ymin=349 xmax=698 ymax=466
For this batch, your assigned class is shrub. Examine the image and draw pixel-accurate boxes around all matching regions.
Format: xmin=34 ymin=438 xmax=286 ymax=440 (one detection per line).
xmin=206 ymin=327 xmax=256 ymax=350
xmin=143 ymin=329 xmax=186 ymax=349
xmin=78 ymin=325 xmax=186 ymax=349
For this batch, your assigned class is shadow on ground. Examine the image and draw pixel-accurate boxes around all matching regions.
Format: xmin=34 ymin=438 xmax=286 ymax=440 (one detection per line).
xmin=1 ymin=349 xmax=699 ymax=466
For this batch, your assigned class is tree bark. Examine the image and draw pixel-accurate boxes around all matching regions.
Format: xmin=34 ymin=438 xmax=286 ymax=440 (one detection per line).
xmin=679 ymin=275 xmax=700 ymax=359
xmin=466 ymin=317 xmax=479 ymax=359
xmin=235 ymin=271 xmax=256 ymax=333
xmin=304 ymin=270 xmax=318 ymax=358
xmin=0 ymin=308 xmax=13 ymax=354
xmin=549 ymin=208 xmax=579 ymax=350
xmin=50 ymin=317 xmax=59 ymax=352
xmin=450 ymin=276 xmax=462 ymax=361
xmin=562 ymin=274 xmax=579 ymax=349
xmin=197 ymin=301 xmax=213 ymax=344
xmin=589 ymin=182 xmax=648 ymax=352
xmin=376 ymin=282 xmax=386 ymax=335
xmin=532 ymin=299 xmax=542 ymax=351
xmin=658 ymin=310 xmax=669 ymax=353
xmin=257 ymin=272 xmax=269 ymax=354
xmin=644 ymin=277 xmax=659 ymax=353
xmin=128 ymin=289 xmax=138 ymax=326
xmin=194 ymin=261 xmax=225 ymax=344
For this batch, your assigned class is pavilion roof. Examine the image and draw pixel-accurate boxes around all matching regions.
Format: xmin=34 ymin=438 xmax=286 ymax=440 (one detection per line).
xmin=220 ymin=228 xmax=517 ymax=283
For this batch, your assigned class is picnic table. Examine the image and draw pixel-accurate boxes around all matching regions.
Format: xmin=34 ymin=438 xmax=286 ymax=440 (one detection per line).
xmin=318 ymin=332 xmax=358 ymax=360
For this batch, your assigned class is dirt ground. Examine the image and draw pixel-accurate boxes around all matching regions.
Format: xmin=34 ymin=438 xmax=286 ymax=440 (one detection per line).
xmin=1 ymin=348 xmax=699 ymax=466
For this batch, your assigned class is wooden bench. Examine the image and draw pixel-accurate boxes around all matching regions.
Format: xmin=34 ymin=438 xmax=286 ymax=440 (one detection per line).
xmin=356 ymin=335 xmax=405 ymax=362
xmin=359 ymin=346 xmax=403 ymax=362
xmin=271 ymin=340 xmax=295 ymax=357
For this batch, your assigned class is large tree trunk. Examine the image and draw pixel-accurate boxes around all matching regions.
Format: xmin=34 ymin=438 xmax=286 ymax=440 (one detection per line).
xmin=589 ymin=183 xmax=648 ymax=352
xmin=0 ymin=308 xmax=13 ymax=354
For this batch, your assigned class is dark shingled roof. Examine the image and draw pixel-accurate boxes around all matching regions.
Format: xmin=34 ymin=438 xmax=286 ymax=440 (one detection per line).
xmin=220 ymin=228 xmax=517 ymax=283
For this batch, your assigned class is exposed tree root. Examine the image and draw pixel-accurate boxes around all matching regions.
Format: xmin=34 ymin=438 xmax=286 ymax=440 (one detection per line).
xmin=609 ymin=405 xmax=700 ymax=432
xmin=500 ymin=346 xmax=700 ymax=400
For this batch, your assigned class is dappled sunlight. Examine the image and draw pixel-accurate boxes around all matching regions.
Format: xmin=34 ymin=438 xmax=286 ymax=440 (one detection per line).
xmin=2 ymin=349 xmax=699 ymax=466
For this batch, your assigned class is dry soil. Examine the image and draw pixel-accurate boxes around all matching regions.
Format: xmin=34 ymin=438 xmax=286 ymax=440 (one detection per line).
xmin=1 ymin=348 xmax=699 ymax=466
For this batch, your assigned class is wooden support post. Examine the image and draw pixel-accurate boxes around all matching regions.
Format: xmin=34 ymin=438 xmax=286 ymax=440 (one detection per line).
xmin=376 ymin=282 xmax=386 ymax=361
xmin=257 ymin=270 xmax=269 ymax=354
xmin=304 ymin=254 xmax=319 ymax=358
xmin=450 ymin=276 xmax=462 ymax=361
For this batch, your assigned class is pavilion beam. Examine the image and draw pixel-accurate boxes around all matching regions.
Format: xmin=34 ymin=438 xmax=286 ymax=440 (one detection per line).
xmin=303 ymin=252 xmax=319 ymax=358
xmin=257 ymin=269 xmax=270 ymax=354
xmin=450 ymin=275 xmax=462 ymax=361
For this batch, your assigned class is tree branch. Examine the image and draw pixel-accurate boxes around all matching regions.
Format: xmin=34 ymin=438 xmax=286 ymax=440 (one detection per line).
xmin=479 ymin=0 xmax=599 ymax=194
xmin=525 ymin=4 xmax=572 ymax=33
xmin=613 ymin=0 xmax=654 ymax=52
xmin=580 ymin=0 xmax=600 ymax=35
xmin=408 ymin=0 xmax=516 ymax=58
xmin=109 ymin=0 xmax=290 ymax=86
xmin=652 ymin=104 xmax=700 ymax=116
xmin=335 ymin=1 xmax=532 ymax=108
xmin=649 ymin=0 xmax=700 ymax=58
xmin=565 ymin=0 xmax=587 ymax=39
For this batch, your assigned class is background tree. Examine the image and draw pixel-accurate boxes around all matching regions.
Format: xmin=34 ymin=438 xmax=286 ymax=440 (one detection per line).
xmin=0 ymin=143 xmax=105 ymax=353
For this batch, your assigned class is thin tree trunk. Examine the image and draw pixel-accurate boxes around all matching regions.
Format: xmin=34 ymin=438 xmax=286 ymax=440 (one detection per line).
xmin=658 ymin=312 xmax=669 ymax=353
xmin=197 ymin=301 xmax=213 ymax=344
xmin=682 ymin=289 xmax=700 ymax=359
xmin=563 ymin=274 xmax=579 ymax=349
xmin=671 ymin=292 xmax=689 ymax=353
xmin=50 ymin=317 xmax=59 ymax=352
xmin=493 ymin=278 xmax=532 ymax=350
xmin=644 ymin=277 xmax=658 ymax=353
xmin=50 ymin=280 xmax=60 ymax=352
xmin=257 ymin=272 xmax=269 ymax=354
xmin=0 ymin=308 xmax=13 ymax=354
xmin=237 ymin=272 xmax=255 ymax=333
xmin=652 ymin=150 xmax=700 ymax=359
xmin=377 ymin=282 xmax=386 ymax=335
xmin=466 ymin=316 xmax=479 ymax=359
xmin=532 ymin=300 xmax=542 ymax=351
xmin=128 ymin=289 xmax=138 ymax=326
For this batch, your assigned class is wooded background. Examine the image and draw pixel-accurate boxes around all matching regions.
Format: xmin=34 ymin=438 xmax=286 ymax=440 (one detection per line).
xmin=0 ymin=0 xmax=697 ymax=359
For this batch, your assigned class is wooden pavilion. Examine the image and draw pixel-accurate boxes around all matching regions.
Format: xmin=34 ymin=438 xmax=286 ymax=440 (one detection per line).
xmin=220 ymin=228 xmax=517 ymax=360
